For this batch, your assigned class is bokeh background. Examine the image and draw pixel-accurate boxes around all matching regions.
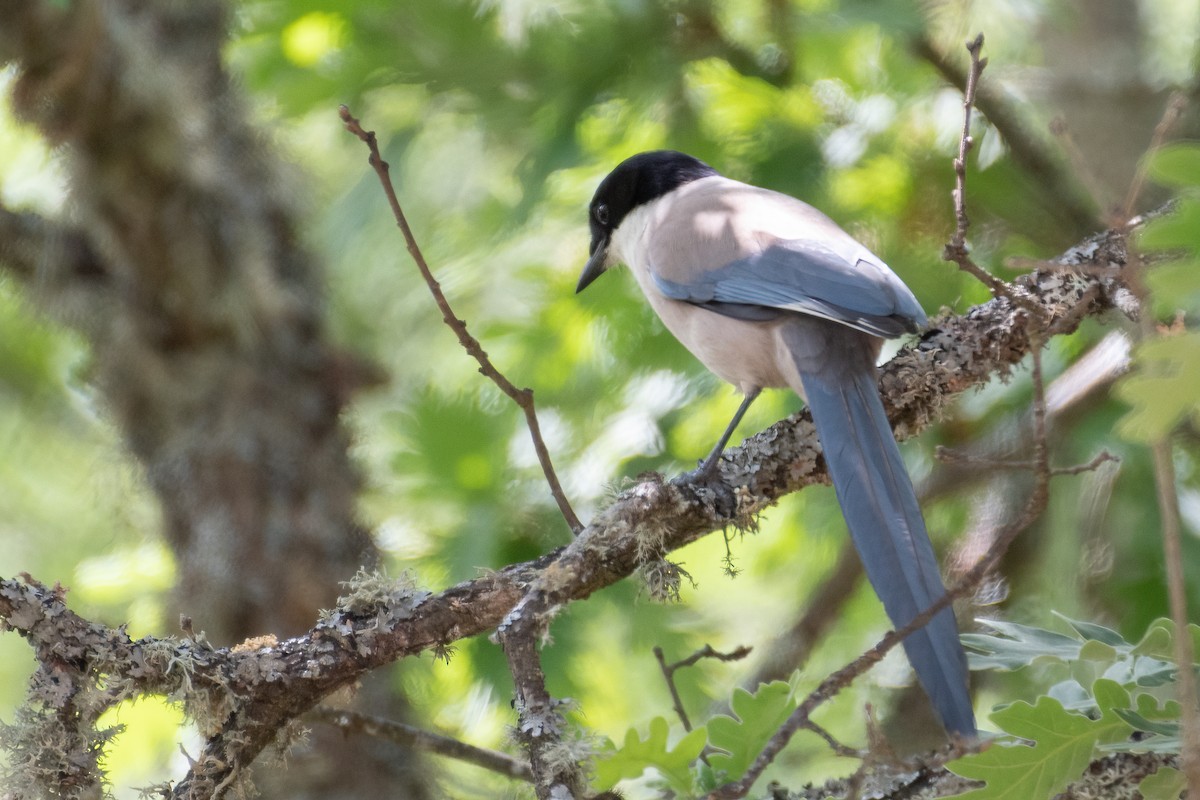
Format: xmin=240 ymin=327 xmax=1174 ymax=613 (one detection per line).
xmin=2 ymin=0 xmax=1199 ymax=797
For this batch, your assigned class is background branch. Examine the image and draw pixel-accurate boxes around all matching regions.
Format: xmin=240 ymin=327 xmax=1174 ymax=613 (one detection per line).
xmin=307 ymin=707 xmax=532 ymax=783
xmin=913 ymin=35 xmax=1100 ymax=238
xmin=339 ymin=104 xmax=582 ymax=536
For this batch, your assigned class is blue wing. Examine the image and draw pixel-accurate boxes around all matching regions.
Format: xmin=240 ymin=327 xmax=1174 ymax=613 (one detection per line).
xmin=652 ymin=239 xmax=926 ymax=338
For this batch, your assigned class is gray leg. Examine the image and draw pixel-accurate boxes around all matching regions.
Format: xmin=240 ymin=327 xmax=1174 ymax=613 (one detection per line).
xmin=697 ymin=388 xmax=761 ymax=475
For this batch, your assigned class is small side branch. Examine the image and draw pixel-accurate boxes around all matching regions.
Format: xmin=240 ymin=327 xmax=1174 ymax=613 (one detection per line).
xmin=947 ymin=34 xmax=988 ymax=258
xmin=654 ymin=644 xmax=752 ymax=731
xmin=338 ymin=105 xmax=582 ymax=536
xmin=912 ymin=35 xmax=1098 ymax=236
xmin=940 ymin=35 xmax=1038 ymax=314
xmin=1121 ymin=92 xmax=1187 ymax=221
xmin=309 ymin=707 xmax=532 ymax=782
xmin=935 ymin=446 xmax=1119 ymax=477
xmin=496 ymin=593 xmax=587 ymax=799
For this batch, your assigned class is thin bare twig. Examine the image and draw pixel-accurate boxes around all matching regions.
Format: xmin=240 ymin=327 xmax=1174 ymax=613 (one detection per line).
xmin=1114 ymin=90 xmax=1200 ymax=792
xmin=947 ymin=35 xmax=987 ymax=254
xmin=1121 ymin=92 xmax=1188 ymax=223
xmin=308 ymin=706 xmax=533 ymax=782
xmin=1150 ymin=434 xmax=1200 ymax=790
xmin=338 ymin=105 xmax=583 ymax=536
xmin=1049 ymin=117 xmax=1115 ymax=217
xmin=1118 ymin=140 xmax=1200 ymax=793
xmin=654 ymin=644 xmax=752 ymax=731
xmin=939 ymin=36 xmax=1043 ymax=320
xmin=935 ymin=446 xmax=1119 ymax=477
xmin=801 ymin=719 xmax=864 ymax=759
xmin=1129 ymin=265 xmax=1200 ymax=791
xmin=942 ymin=36 xmax=1007 ymax=294
xmin=913 ymin=37 xmax=1098 ymax=237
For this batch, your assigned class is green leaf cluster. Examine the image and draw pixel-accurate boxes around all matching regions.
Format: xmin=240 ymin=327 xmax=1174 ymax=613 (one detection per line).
xmin=592 ymin=680 xmax=797 ymax=796
xmin=948 ymin=616 xmax=1196 ymax=799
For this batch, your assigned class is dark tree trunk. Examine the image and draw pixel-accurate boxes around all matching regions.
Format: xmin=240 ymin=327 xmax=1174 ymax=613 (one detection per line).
xmin=0 ymin=2 xmax=429 ymax=796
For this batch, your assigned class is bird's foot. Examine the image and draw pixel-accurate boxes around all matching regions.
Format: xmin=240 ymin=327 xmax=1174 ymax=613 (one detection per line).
xmin=683 ymin=452 xmax=724 ymax=484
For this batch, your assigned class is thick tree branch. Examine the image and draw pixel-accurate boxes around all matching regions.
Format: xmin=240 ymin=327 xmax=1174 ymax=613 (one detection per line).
xmin=1 ymin=205 xmax=1133 ymax=796
xmin=497 ymin=596 xmax=587 ymax=799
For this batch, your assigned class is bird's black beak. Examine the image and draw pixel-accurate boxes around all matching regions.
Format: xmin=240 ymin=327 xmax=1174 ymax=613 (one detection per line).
xmin=576 ymin=235 xmax=609 ymax=293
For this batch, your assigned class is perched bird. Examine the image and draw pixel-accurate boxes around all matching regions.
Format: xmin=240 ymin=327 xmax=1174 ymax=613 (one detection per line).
xmin=576 ymin=150 xmax=975 ymax=737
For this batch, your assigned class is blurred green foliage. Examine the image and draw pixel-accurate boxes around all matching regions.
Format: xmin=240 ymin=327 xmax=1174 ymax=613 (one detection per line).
xmin=3 ymin=0 xmax=1200 ymax=797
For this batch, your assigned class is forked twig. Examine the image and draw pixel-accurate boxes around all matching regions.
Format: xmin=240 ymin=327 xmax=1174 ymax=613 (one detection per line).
xmin=941 ymin=35 xmax=1037 ymax=316
xmin=339 ymin=105 xmax=582 ymax=535
xmin=654 ymin=644 xmax=752 ymax=731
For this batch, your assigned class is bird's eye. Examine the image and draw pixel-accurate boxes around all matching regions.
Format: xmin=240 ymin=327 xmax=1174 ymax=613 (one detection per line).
xmin=594 ymin=204 xmax=609 ymax=226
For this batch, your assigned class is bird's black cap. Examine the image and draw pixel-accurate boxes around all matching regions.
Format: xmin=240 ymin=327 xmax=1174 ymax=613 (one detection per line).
xmin=588 ymin=150 xmax=718 ymax=241
xmin=579 ymin=151 xmax=718 ymax=293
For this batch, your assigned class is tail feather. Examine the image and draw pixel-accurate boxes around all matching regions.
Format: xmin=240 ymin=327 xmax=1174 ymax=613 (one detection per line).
xmin=798 ymin=363 xmax=976 ymax=736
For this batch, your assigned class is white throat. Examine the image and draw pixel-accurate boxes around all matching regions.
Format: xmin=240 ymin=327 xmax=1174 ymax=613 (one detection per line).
xmin=608 ymin=198 xmax=661 ymax=275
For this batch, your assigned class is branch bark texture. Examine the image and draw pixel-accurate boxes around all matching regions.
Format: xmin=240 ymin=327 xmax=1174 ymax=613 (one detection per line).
xmin=2 ymin=213 xmax=1131 ymax=795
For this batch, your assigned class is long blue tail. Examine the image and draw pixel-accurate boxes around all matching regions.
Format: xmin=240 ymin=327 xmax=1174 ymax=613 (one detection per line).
xmin=796 ymin=355 xmax=976 ymax=736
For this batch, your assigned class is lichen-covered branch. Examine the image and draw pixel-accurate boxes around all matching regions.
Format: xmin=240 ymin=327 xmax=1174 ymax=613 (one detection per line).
xmin=1 ymin=206 xmax=1134 ymax=796
xmin=497 ymin=596 xmax=588 ymax=798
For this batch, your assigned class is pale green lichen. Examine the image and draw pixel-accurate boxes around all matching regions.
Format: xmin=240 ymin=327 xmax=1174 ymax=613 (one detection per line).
xmin=330 ymin=568 xmax=431 ymax=628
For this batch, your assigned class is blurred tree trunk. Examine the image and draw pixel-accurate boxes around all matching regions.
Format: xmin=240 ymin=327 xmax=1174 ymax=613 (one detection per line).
xmin=1039 ymin=0 xmax=1172 ymax=212
xmin=0 ymin=1 xmax=429 ymax=796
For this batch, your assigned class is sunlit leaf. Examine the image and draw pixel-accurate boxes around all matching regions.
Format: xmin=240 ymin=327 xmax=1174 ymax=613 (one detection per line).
xmin=946 ymin=681 xmax=1133 ymax=800
xmin=592 ymin=716 xmax=707 ymax=794
xmin=1145 ymin=143 xmax=1200 ymax=189
xmin=1137 ymin=766 xmax=1186 ymax=800
xmin=281 ymin=11 xmax=346 ymax=67
xmin=705 ymin=681 xmax=796 ymax=780
xmin=1115 ymin=333 xmax=1200 ymax=443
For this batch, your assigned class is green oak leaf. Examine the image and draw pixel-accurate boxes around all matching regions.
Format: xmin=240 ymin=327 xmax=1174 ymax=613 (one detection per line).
xmin=946 ymin=681 xmax=1132 ymax=799
xmin=592 ymin=716 xmax=707 ymax=795
xmin=962 ymin=619 xmax=1083 ymax=671
xmin=1138 ymin=766 xmax=1186 ymax=800
xmin=1115 ymin=333 xmax=1200 ymax=443
xmin=705 ymin=681 xmax=796 ymax=780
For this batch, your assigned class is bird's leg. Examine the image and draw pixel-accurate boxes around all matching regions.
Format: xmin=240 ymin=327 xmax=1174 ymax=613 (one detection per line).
xmin=696 ymin=388 xmax=761 ymax=476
